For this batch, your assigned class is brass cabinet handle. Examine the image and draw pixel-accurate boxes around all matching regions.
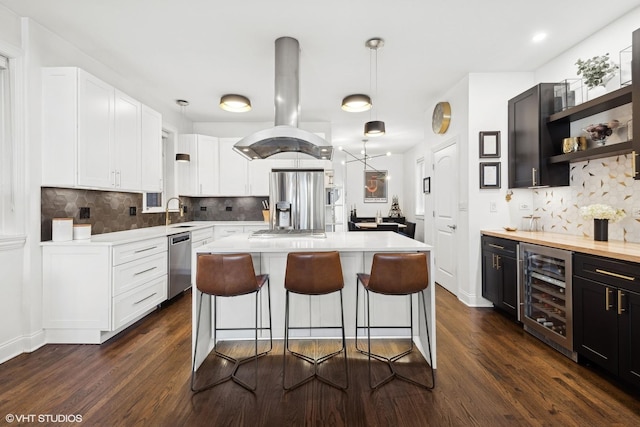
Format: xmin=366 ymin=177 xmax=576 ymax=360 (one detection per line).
xmin=618 ymin=290 xmax=626 ymax=315
xmin=492 ymin=253 xmax=496 ymax=269
xmin=605 ymin=287 xmax=612 ymax=311
xmin=633 ymin=150 xmax=638 ymax=177
xmin=595 ymin=269 xmax=635 ymax=281
xmin=496 ymin=255 xmax=501 ymax=270
xmin=488 ymin=243 xmax=504 ymax=249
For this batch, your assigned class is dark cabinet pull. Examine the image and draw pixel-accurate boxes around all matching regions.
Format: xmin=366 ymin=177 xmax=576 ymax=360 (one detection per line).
xmin=605 ymin=287 xmax=612 ymax=311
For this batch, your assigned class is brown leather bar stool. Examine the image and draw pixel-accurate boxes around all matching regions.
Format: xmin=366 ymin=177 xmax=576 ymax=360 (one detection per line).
xmin=355 ymin=252 xmax=435 ymax=390
xmin=191 ymin=253 xmax=272 ymax=393
xmin=283 ymin=251 xmax=348 ymax=391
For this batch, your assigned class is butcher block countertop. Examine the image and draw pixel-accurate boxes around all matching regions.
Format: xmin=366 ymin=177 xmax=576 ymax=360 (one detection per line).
xmin=481 ymin=230 xmax=640 ymax=264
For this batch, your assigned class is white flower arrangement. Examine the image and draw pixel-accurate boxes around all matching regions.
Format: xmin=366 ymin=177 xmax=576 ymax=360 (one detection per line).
xmin=579 ymin=204 xmax=626 ymax=223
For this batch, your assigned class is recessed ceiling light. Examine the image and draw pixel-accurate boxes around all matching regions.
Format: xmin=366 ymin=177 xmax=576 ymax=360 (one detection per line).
xmin=532 ymin=32 xmax=547 ymax=43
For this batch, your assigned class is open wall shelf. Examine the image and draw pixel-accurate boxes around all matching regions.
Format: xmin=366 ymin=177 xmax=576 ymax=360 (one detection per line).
xmin=547 ymin=85 xmax=632 ymax=123
xmin=548 ymin=141 xmax=633 ymax=164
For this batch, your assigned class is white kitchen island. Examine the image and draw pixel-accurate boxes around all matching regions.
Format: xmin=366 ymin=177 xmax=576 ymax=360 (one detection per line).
xmin=193 ymin=231 xmax=436 ymax=370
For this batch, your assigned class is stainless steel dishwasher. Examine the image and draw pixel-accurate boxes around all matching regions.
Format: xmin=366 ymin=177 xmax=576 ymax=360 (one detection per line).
xmin=168 ymin=232 xmax=191 ymax=299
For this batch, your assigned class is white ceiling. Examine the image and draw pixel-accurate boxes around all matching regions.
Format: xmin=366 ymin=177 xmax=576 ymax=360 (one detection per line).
xmin=1 ymin=0 xmax=639 ymax=154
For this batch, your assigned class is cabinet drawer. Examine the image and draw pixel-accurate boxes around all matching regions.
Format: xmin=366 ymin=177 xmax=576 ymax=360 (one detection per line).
xmin=113 ymin=275 xmax=167 ymax=329
xmin=191 ymin=227 xmax=213 ymax=243
xmin=113 ymin=252 xmax=167 ymax=296
xmin=574 ymin=253 xmax=640 ymax=292
xmin=113 ymin=237 xmax=167 ymax=266
xmin=482 ymin=235 xmax=518 ymax=257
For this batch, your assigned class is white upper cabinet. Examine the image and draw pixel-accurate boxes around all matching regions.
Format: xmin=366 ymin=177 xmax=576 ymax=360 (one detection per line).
xmin=76 ymin=69 xmax=115 ymax=188
xmin=218 ymin=138 xmax=248 ymax=196
xmin=140 ymin=105 xmax=163 ymax=192
xmin=42 ymin=67 xmax=160 ymax=193
xmin=248 ymin=159 xmax=295 ymax=196
xmin=113 ymin=90 xmax=142 ymax=191
xmin=177 ymin=134 xmax=219 ymax=196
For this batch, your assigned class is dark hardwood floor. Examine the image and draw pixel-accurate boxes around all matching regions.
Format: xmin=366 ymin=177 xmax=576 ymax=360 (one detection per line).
xmin=1 ymin=285 xmax=639 ymax=426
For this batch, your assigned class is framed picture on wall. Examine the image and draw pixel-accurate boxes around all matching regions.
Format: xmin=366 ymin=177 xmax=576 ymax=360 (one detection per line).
xmin=479 ymin=131 xmax=500 ymax=158
xmin=364 ymin=170 xmax=388 ymax=203
xmin=480 ymin=162 xmax=501 ymax=189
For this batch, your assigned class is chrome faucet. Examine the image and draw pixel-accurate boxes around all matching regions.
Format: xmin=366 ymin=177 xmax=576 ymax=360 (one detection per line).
xmin=165 ymin=197 xmax=183 ymax=226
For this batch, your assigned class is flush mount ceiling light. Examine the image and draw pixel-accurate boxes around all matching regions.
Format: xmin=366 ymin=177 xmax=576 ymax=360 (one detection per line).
xmin=219 ymin=94 xmax=252 ymax=112
xmin=341 ymin=94 xmax=372 ymax=112
xmin=364 ymin=37 xmax=386 ymax=137
xmin=175 ymin=99 xmax=191 ymax=162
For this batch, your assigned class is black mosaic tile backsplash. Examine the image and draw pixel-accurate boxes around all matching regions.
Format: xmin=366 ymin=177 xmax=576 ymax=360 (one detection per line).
xmin=41 ymin=188 xmax=268 ymax=241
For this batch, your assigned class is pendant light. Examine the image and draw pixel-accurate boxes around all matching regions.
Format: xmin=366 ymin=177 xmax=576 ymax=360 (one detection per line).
xmin=175 ymin=99 xmax=190 ymax=162
xmin=219 ymin=94 xmax=252 ymax=112
xmin=364 ymin=38 xmax=385 ymax=137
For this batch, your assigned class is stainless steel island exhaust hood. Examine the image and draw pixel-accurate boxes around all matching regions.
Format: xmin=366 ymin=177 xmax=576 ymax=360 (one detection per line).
xmin=233 ymin=37 xmax=333 ymax=160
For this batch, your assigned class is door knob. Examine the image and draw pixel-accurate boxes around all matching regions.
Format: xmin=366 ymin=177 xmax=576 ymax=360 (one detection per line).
xmin=447 ymin=225 xmax=457 ymax=230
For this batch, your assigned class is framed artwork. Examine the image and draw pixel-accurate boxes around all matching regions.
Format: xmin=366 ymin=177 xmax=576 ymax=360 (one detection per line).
xmin=480 ymin=162 xmax=501 ymax=189
xmin=479 ymin=131 xmax=500 ymax=158
xmin=423 ymin=177 xmax=431 ymax=194
xmin=364 ymin=170 xmax=388 ymax=203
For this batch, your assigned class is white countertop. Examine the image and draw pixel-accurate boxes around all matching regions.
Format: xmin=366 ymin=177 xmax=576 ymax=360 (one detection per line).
xmin=197 ymin=231 xmax=431 ymax=253
xmin=40 ymin=221 xmax=268 ymax=246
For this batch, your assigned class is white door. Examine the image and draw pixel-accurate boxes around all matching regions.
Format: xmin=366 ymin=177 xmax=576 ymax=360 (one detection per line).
xmin=433 ymin=140 xmax=458 ymax=295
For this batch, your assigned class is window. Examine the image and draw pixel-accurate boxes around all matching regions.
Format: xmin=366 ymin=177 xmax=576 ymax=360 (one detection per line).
xmin=143 ymin=128 xmax=179 ymax=213
xmin=415 ymin=157 xmax=425 ymax=216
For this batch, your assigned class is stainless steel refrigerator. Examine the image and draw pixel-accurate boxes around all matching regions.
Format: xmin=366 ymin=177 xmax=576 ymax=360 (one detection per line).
xmin=270 ymin=169 xmax=325 ymax=231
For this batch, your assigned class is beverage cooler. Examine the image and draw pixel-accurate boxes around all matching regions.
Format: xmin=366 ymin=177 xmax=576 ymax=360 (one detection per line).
xmin=519 ymin=243 xmax=577 ymax=361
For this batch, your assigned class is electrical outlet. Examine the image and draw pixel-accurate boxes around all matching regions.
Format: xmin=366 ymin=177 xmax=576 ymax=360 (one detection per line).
xmin=129 ymin=206 xmax=136 ymax=216
xmin=519 ymin=203 xmax=530 ymax=210
xmin=79 ymin=207 xmax=90 ymax=219
xmin=633 ymin=208 xmax=640 ymax=218
xmin=490 ymin=202 xmax=497 ymax=213
xmin=200 ymin=206 xmax=207 ymax=211
xmin=226 ymin=206 xmax=232 ymax=211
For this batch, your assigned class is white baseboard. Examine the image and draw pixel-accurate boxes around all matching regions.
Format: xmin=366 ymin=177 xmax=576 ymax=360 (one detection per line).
xmin=0 ymin=330 xmax=46 ymax=364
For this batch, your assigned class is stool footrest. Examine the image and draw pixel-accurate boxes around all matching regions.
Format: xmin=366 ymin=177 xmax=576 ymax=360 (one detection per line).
xmin=283 ymin=346 xmax=348 ymax=391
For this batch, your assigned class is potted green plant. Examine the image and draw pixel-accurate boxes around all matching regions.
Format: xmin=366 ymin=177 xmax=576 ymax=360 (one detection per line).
xmin=575 ymin=53 xmax=619 ymax=89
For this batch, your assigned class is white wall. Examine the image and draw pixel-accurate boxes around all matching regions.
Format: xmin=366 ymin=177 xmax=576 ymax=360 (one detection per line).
xmin=0 ymin=16 xmax=194 ymax=363
xmin=0 ymin=7 xmax=27 ymax=364
xmin=411 ymin=9 xmax=640 ymax=308
xmin=402 ymin=143 xmax=424 ymax=241
xmin=345 ymin=154 xmax=404 ymax=218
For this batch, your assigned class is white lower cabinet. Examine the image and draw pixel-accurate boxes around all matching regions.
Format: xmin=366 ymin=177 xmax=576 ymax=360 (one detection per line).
xmin=43 ymin=236 xmax=168 ymax=344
